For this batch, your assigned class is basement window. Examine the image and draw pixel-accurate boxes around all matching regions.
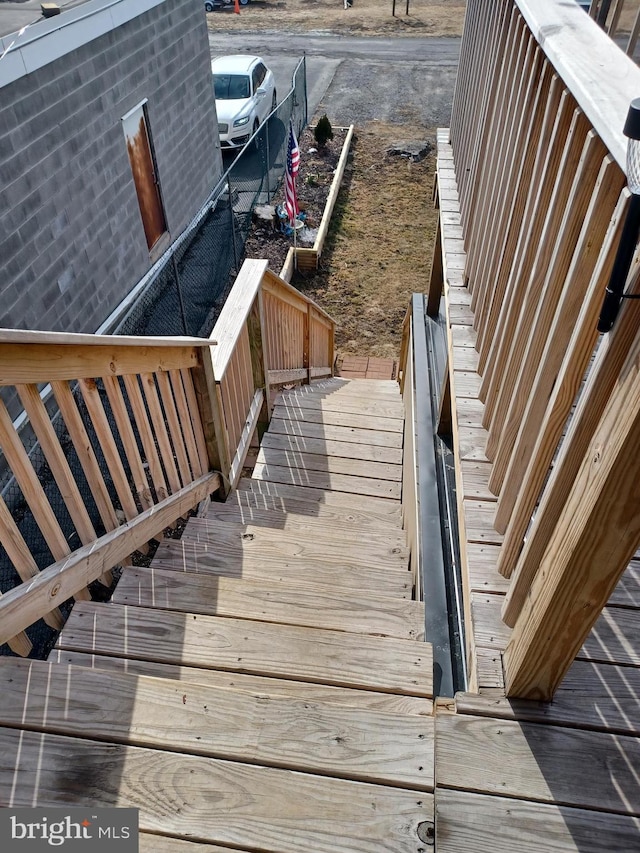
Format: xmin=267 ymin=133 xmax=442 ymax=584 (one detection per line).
xmin=122 ymin=100 xmax=168 ymax=254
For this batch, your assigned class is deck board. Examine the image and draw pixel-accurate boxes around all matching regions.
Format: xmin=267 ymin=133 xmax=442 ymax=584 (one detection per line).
xmin=181 ymin=517 xmax=409 ymax=567
xmin=261 ymin=430 xmax=403 ymax=464
xmin=267 ymin=414 xmax=404 ymax=449
xmin=205 ymin=501 xmax=406 ymax=536
xmin=255 ymin=445 xmax=402 ymax=482
xmin=251 ymin=462 xmax=401 ymax=500
xmin=51 ymin=649 xmax=433 ymax=715
xmin=151 ymin=538 xmax=411 ymax=598
xmin=272 ymin=403 xmax=403 ymax=434
xmin=0 ymin=728 xmax=434 ymax=853
xmin=238 ymin=478 xmax=402 ymax=513
xmin=57 ymin=602 xmax=432 ymax=696
xmin=222 ymin=489 xmax=402 ymax=526
xmin=0 ymin=658 xmax=433 ymax=791
xmin=113 ymin=567 xmax=424 ymax=640
xmin=436 ymin=789 xmax=640 ymax=853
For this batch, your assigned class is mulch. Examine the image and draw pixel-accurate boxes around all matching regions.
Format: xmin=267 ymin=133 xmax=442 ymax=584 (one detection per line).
xmin=243 ymin=126 xmax=348 ymax=275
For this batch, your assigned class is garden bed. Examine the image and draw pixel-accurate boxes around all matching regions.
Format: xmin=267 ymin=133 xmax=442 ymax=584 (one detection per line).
xmin=243 ymin=126 xmax=351 ymax=276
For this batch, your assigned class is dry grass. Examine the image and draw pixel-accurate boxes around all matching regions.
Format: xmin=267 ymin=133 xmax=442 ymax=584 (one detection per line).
xmin=208 ymin=0 xmax=467 ymax=38
xmin=294 ymin=122 xmax=438 ymax=360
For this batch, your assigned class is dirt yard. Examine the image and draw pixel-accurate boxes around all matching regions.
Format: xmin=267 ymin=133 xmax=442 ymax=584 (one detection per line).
xmin=208 ymin=0 xmax=467 ymax=38
xmin=292 ymin=122 xmax=437 ymax=361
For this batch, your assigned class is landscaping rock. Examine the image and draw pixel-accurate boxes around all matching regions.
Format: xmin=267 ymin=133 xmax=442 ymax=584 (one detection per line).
xmin=386 ymin=140 xmax=433 ymax=162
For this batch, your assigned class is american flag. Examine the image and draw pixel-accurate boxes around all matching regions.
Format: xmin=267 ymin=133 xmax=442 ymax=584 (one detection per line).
xmin=285 ymin=121 xmax=300 ymax=224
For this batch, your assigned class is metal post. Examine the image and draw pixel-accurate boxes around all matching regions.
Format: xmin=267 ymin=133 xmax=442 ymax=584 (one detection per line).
xmin=392 ymin=0 xmax=396 ymax=16
xmin=265 ymin=120 xmax=271 ymax=203
xmin=229 ymin=183 xmax=239 ymax=273
xmin=302 ymin=55 xmax=308 ymax=128
xmin=172 ymin=254 xmax=189 ymax=335
xmin=406 ymin=0 xmax=410 ymax=14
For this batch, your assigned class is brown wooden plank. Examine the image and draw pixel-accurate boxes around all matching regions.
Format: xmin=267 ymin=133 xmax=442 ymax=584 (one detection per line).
xmin=0 ymin=727 xmax=434 ymax=853
xmin=238 ymin=478 xmax=402 ymax=515
xmin=467 ymin=543 xmax=509 ymax=594
xmin=460 ymin=461 xmax=496 ymax=501
xmin=463 ymin=500 xmax=503 ymax=544
xmin=181 ymin=366 xmax=211 ymax=475
xmin=272 ymin=403 xmax=403 ymax=434
xmin=0 ymin=343 xmax=198 ymax=385
xmin=140 ymin=836 xmax=256 ymax=853
xmin=151 ymin=538 xmax=411 ymax=598
xmin=436 ymin=789 xmax=640 ymax=853
xmin=224 ymin=489 xmax=402 ymax=527
xmin=0 ymin=658 xmax=433 ymax=791
xmin=51 ymin=649 xmax=433 ymax=716
xmin=206 ymin=502 xmax=405 ymax=539
xmin=252 ymin=462 xmax=401 ymax=501
xmin=437 ymin=712 xmax=640 ymax=816
xmin=113 ymin=567 xmax=424 ymax=640
xmin=277 ymin=392 xmax=403 ymax=421
xmin=456 ymin=659 xmax=640 ymax=736
xmin=256 ymin=445 xmax=402 ymax=483
xmin=57 ymin=600 xmax=432 ymax=696
xmin=182 ymin=517 xmax=408 ymax=566
xmin=268 ymin=414 xmax=404 ymax=449
xmin=260 ymin=430 xmax=402 ymax=465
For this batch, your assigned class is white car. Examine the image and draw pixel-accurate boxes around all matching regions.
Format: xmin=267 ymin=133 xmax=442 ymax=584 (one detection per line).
xmin=212 ymin=55 xmax=277 ymax=149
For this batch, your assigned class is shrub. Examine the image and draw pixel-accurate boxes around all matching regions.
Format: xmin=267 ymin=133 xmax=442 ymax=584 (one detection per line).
xmin=314 ymin=114 xmax=334 ymax=148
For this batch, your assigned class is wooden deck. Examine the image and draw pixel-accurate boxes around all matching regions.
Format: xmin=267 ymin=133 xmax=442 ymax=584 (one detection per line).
xmin=0 ymin=377 xmax=435 ymax=852
xmin=435 ymin=129 xmax=640 ymax=850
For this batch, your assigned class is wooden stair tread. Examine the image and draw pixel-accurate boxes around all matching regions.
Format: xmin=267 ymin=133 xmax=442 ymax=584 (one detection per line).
xmin=255 ymin=445 xmax=402 ymax=482
xmin=112 ymin=567 xmax=424 ymax=640
xmin=182 ymin=517 xmax=409 ymax=566
xmin=251 ymin=462 xmax=402 ymax=500
xmin=236 ymin=479 xmax=402 ymax=516
xmin=268 ymin=415 xmax=404 ymax=449
xmin=276 ymin=390 xmax=404 ymax=420
xmin=51 ymin=649 xmax=433 ymax=715
xmin=57 ymin=601 xmax=432 ymax=696
xmin=0 ymin=727 xmax=433 ymax=853
xmin=151 ymin=538 xmax=411 ymax=599
xmin=261 ymin=429 xmax=403 ymax=465
xmin=272 ymin=403 xmax=403 ymax=435
xmin=0 ymin=657 xmax=433 ymax=791
xmin=207 ymin=501 xmax=406 ymax=537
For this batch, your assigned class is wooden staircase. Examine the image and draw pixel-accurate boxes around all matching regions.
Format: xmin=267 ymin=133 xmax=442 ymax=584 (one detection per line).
xmin=0 ymin=378 xmax=434 ymax=852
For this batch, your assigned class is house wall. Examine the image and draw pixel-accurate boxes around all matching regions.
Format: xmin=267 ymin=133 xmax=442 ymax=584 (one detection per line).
xmin=0 ymin=0 xmax=222 ymax=333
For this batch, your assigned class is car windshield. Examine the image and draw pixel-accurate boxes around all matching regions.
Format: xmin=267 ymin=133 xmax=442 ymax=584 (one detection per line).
xmin=213 ymin=74 xmax=251 ymax=100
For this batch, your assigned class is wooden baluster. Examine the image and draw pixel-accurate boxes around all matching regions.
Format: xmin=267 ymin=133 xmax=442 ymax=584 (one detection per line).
xmin=122 ymin=374 xmax=169 ymax=502
xmin=157 ymin=371 xmax=193 ymax=487
xmin=181 ymin=367 xmax=211 ymax=476
xmin=0 ymin=494 xmax=64 ymax=630
xmin=16 ymin=383 xmax=111 ymax=588
xmin=169 ymin=369 xmax=203 ymax=479
xmin=0 ymin=398 xmax=90 ymax=601
xmin=101 ymin=375 xmax=154 ymax=512
xmin=139 ymin=372 xmax=181 ymax=495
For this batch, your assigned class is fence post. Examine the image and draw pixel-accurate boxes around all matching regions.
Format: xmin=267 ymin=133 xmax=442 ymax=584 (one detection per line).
xmin=172 ymin=255 xmax=189 ymax=335
xmin=229 ymin=183 xmax=239 ymax=274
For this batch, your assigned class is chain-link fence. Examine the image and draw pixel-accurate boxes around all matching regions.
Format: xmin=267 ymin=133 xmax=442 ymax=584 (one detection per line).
xmin=0 ymin=57 xmax=308 ymax=659
xmin=111 ymin=56 xmax=308 ymax=337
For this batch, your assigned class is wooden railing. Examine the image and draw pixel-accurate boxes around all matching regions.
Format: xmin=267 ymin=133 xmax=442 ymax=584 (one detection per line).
xmin=0 ymin=261 xmax=335 ymax=655
xmin=207 ymin=260 xmax=335 ymax=492
xmin=448 ymin=0 xmax=640 ymax=698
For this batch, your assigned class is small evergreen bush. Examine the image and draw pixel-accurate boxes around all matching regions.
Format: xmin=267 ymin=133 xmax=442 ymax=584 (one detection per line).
xmin=314 ymin=115 xmax=334 ymax=148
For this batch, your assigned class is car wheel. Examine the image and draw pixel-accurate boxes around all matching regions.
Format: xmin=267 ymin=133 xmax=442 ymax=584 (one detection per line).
xmin=204 ymin=1 xmax=213 ymax=9
xmin=240 ymin=0 xmax=249 ymax=5
xmin=271 ymin=90 xmax=277 ymax=111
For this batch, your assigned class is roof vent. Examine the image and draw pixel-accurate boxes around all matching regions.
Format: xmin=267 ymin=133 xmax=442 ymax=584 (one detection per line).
xmin=41 ymin=3 xmax=61 ymax=18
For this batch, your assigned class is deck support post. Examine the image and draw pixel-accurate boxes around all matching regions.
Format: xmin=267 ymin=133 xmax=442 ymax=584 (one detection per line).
xmin=503 ymin=314 xmax=640 ymax=700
